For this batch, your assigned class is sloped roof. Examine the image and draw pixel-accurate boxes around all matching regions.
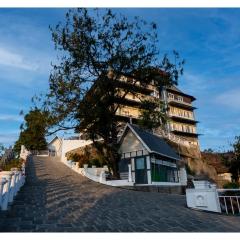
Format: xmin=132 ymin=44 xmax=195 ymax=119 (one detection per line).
xmin=120 ymin=123 xmax=181 ymax=161
xmin=168 ymin=85 xmax=183 ymax=93
xmin=48 ymin=136 xmax=62 ymax=146
xmin=167 ymin=85 xmax=196 ymax=101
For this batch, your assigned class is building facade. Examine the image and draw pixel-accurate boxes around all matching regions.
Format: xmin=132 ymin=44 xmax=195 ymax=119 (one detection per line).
xmin=114 ymin=75 xmax=200 ymax=151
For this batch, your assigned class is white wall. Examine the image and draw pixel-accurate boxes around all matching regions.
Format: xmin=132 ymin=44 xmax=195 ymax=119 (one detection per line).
xmin=48 ymin=138 xmax=62 ymax=156
xmin=119 ymin=130 xmax=147 ymax=154
xmin=61 ymin=139 xmax=92 ymax=162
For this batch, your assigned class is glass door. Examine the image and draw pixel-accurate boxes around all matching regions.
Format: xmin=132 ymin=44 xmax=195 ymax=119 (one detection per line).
xmin=135 ymin=157 xmax=148 ymax=184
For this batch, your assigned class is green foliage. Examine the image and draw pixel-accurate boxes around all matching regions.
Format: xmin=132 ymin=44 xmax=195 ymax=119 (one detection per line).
xmin=88 ymin=158 xmax=104 ymax=168
xmin=0 ymin=143 xmax=5 ymax=157
xmin=223 ymin=182 xmax=240 ymax=189
xmin=67 ymin=153 xmax=82 ymax=162
xmin=203 ymin=148 xmax=214 ymax=153
xmin=0 ymin=158 xmax=24 ymax=171
xmin=14 ymin=109 xmax=49 ymax=154
xmin=185 ymin=163 xmax=195 ymax=176
xmin=67 ymin=152 xmax=106 ymax=168
xmin=138 ymin=99 xmax=169 ymax=131
xmin=225 ymin=136 xmax=240 ymax=183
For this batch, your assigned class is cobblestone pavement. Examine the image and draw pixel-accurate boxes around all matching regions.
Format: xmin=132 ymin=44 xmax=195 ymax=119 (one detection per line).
xmin=0 ymin=156 xmax=240 ymax=232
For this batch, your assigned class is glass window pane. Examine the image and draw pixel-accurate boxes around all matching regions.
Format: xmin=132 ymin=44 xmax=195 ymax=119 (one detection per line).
xmin=136 ymin=157 xmax=145 ymax=169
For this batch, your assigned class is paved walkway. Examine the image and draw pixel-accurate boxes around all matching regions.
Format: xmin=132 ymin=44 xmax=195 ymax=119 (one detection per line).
xmin=0 ymin=156 xmax=240 ymax=232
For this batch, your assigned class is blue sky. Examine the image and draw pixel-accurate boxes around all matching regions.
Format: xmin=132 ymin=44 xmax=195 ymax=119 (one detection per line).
xmin=0 ymin=8 xmax=239 ymax=151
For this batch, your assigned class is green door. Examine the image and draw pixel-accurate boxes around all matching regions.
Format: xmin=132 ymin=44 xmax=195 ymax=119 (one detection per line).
xmin=135 ymin=157 xmax=148 ymax=184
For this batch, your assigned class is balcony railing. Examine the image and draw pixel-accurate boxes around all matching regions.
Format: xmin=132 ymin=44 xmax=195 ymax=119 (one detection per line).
xmin=167 ymin=98 xmax=192 ymax=107
xmin=168 ymin=112 xmax=194 ymax=121
xmin=153 ymin=128 xmax=198 ymax=147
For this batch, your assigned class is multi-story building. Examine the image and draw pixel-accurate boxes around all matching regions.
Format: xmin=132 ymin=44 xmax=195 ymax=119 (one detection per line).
xmin=113 ymin=75 xmax=200 ymax=152
xmin=164 ymin=86 xmax=199 ymax=147
xmin=80 ymin=70 xmax=200 ymax=155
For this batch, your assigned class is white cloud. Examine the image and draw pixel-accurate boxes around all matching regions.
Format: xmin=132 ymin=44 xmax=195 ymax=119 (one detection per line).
xmin=0 ymin=47 xmax=39 ymax=71
xmin=0 ymin=132 xmax=18 ymax=146
xmin=215 ymin=88 xmax=240 ymax=110
xmin=0 ymin=114 xmax=23 ymax=122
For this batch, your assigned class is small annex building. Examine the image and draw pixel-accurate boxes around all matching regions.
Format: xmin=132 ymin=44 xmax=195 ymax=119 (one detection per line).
xmin=47 ymin=136 xmax=63 ymax=157
xmin=118 ymin=123 xmax=187 ymax=186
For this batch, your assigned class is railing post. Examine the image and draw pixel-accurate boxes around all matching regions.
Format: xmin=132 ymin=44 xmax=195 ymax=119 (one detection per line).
xmin=99 ymin=170 xmax=106 ymax=183
xmin=128 ymin=164 xmax=133 ymax=182
xmin=8 ymin=171 xmax=17 ymax=203
xmin=0 ymin=178 xmax=7 ymax=210
xmin=1 ymin=172 xmax=13 ymax=211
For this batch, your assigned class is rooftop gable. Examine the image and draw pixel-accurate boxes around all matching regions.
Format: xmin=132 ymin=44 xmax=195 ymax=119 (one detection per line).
xmin=119 ymin=123 xmax=181 ymax=161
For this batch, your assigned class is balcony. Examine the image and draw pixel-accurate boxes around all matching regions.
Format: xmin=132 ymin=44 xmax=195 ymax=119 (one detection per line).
xmin=168 ymin=113 xmax=198 ymax=124
xmin=167 ymin=98 xmax=196 ymax=110
xmin=115 ymin=108 xmax=140 ymax=120
xmin=171 ymin=129 xmax=199 ymax=137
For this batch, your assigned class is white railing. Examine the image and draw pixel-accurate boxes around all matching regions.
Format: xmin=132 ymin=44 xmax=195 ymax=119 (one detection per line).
xmin=64 ymin=160 xmax=134 ymax=187
xmin=217 ymin=189 xmax=240 ymax=215
xmin=168 ymin=112 xmax=194 ymax=121
xmin=0 ymin=164 xmax=26 ymax=211
xmin=186 ymin=181 xmax=240 ymax=215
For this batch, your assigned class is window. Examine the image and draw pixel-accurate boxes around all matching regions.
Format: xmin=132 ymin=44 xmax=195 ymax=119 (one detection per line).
xmin=168 ymin=93 xmax=174 ymax=100
xmin=177 ymin=96 xmax=183 ymax=102
xmin=151 ymin=163 xmax=179 ymax=182
xmin=136 ymin=157 xmax=145 ymax=170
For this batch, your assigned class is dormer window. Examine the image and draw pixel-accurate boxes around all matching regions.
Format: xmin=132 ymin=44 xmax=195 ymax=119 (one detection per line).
xmin=177 ymin=96 xmax=183 ymax=102
xmin=168 ymin=93 xmax=174 ymax=100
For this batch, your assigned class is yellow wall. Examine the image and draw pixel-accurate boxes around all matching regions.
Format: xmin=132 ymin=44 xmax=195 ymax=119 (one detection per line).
xmin=170 ymin=121 xmax=196 ymax=134
xmin=169 ymin=106 xmax=194 ymax=119
xmin=116 ymin=105 xmax=140 ymax=118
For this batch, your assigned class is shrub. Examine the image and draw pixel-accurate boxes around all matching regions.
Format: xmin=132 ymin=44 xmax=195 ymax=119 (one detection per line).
xmin=88 ymin=158 xmax=102 ymax=167
xmin=68 ymin=153 xmax=82 ymax=162
xmin=185 ymin=163 xmax=195 ymax=176
xmin=223 ymin=182 xmax=240 ymax=189
xmin=67 ymin=147 xmax=108 ymax=168
xmin=0 ymin=158 xmax=24 ymax=171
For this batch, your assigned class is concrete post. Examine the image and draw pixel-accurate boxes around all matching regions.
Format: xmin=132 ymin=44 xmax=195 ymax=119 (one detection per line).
xmin=100 ymin=170 xmax=106 ymax=183
xmin=0 ymin=172 xmax=13 ymax=210
xmin=8 ymin=172 xmax=17 ymax=203
xmin=0 ymin=178 xmax=7 ymax=209
xmin=179 ymin=168 xmax=187 ymax=186
xmin=128 ymin=164 xmax=133 ymax=182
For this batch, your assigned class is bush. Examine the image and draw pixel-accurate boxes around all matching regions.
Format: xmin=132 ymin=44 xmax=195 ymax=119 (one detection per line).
xmin=0 ymin=158 xmax=24 ymax=171
xmin=67 ymin=150 xmax=108 ymax=168
xmin=223 ymin=182 xmax=240 ymax=189
xmin=185 ymin=164 xmax=195 ymax=176
xmin=88 ymin=158 xmax=102 ymax=167
xmin=68 ymin=153 xmax=82 ymax=162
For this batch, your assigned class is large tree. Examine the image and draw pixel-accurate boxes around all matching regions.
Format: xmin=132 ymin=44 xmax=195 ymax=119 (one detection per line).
xmin=14 ymin=109 xmax=49 ymax=154
xmin=226 ymin=136 xmax=240 ymax=183
xmin=42 ymin=8 xmax=184 ymax=176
